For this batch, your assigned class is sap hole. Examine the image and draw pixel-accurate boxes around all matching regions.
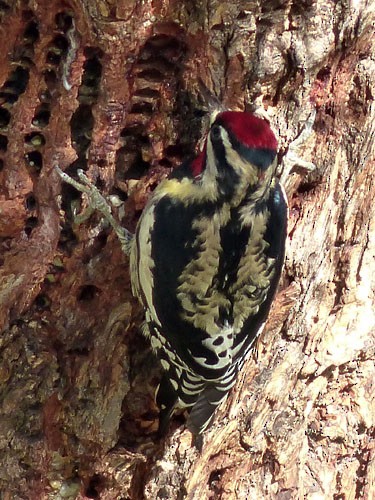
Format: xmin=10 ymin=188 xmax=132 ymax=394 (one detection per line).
xmin=70 ymin=104 xmax=94 ymax=152
xmin=296 ymin=180 xmax=319 ymax=194
xmin=120 ymin=152 xmax=150 ymax=180
xmin=0 ymin=92 xmax=18 ymax=105
xmin=209 ymin=469 xmax=224 ymax=495
xmin=58 ymin=225 xmax=78 ymax=253
xmin=81 ymin=53 xmax=103 ymax=91
xmin=134 ymin=88 xmax=160 ymax=98
xmin=97 ymin=159 xmax=106 ymax=168
xmin=61 ymin=180 xmax=82 ymax=214
xmin=23 ymin=19 xmax=39 ymax=42
xmin=85 ymin=473 xmax=104 ymax=499
xmin=25 ymin=151 xmax=43 ymax=172
xmin=43 ymin=69 xmax=57 ymax=90
xmin=146 ymin=34 xmax=180 ymax=50
xmin=83 ymin=46 xmax=104 ymax=59
xmin=46 ymin=51 xmax=61 ymax=66
xmin=4 ymin=66 xmax=29 ymax=95
xmin=34 ymin=293 xmax=50 ymax=310
xmin=0 ymin=158 xmax=4 ymax=171
xmin=193 ymin=108 xmax=207 ymax=118
xmin=67 ymin=157 xmax=88 ymax=172
xmin=111 ymin=187 xmax=127 ymax=203
xmin=95 ymin=176 xmax=105 ymax=191
xmin=120 ymin=125 xmax=144 ymax=138
xmin=77 ymin=285 xmax=100 ymax=302
xmin=94 ymin=231 xmax=109 ymax=252
xmin=0 ymin=135 xmax=8 ymax=151
xmin=0 ymin=2 xmax=11 ymax=12
xmin=25 ymin=132 xmax=45 ymax=147
xmin=130 ymin=102 xmax=154 ymax=114
xmin=136 ymin=68 xmax=164 ymax=82
xmin=164 ymin=144 xmax=186 ymax=157
xmin=24 ymin=216 xmax=38 ymax=236
xmin=138 ymin=55 xmax=176 ymax=73
xmin=16 ymin=56 xmax=34 ymax=68
xmin=21 ymin=10 xmax=34 ymax=21
xmin=51 ymin=34 xmax=69 ymax=52
xmin=55 ymin=12 xmax=73 ymax=32
xmin=32 ymin=105 xmax=50 ymax=127
xmin=25 ymin=193 xmax=37 ymax=211
xmin=237 ymin=10 xmax=248 ymax=19
xmin=39 ymin=90 xmax=51 ymax=103
xmin=316 ymin=66 xmax=331 ymax=82
xmin=158 ymin=158 xmax=172 ymax=167
xmin=0 ymin=107 xmax=11 ymax=128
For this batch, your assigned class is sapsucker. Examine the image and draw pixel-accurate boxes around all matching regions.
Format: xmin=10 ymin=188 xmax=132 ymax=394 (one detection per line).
xmin=56 ymin=110 xmax=288 ymax=445
xmin=130 ymin=111 xmax=288 ymax=439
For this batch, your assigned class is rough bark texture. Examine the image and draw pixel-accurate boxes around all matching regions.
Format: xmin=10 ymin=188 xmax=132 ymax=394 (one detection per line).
xmin=0 ymin=0 xmax=374 ymax=498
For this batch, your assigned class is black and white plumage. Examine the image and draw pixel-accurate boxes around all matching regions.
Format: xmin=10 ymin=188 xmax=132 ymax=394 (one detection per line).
xmin=130 ymin=111 xmax=288 ymax=439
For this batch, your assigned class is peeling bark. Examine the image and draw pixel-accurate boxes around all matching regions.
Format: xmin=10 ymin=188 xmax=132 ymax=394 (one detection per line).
xmin=0 ymin=1 xmax=374 ymax=498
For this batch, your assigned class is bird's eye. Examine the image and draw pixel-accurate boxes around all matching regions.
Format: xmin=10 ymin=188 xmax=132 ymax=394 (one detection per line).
xmin=210 ymin=125 xmax=221 ymax=141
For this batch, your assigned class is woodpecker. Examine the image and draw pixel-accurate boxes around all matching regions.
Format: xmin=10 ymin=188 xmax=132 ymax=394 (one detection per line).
xmin=131 ymin=110 xmax=288 ymax=438
xmin=56 ymin=110 xmax=288 ymax=445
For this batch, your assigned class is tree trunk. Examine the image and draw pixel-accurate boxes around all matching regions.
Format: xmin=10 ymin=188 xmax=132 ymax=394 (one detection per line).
xmin=0 ymin=1 xmax=374 ymax=498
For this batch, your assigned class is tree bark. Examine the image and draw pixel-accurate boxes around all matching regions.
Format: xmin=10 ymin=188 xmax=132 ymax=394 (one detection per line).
xmin=0 ymin=0 xmax=374 ymax=498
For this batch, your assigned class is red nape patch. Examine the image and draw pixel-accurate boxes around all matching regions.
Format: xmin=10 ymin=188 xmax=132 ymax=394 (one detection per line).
xmin=217 ymin=111 xmax=278 ymax=151
xmin=191 ymin=145 xmax=206 ymax=177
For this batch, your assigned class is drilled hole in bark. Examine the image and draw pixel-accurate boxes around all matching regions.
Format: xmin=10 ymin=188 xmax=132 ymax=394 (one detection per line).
xmin=23 ymin=19 xmax=39 ymax=43
xmin=34 ymin=293 xmax=50 ymax=310
xmin=120 ymin=127 xmax=150 ymax=143
xmin=70 ymin=104 xmax=94 ymax=154
xmin=25 ymin=132 xmax=45 ymax=147
xmin=58 ymin=225 xmax=78 ymax=254
xmin=46 ymin=51 xmax=62 ymax=66
xmin=147 ymin=34 xmax=181 ymax=49
xmin=297 ymin=180 xmax=319 ymax=194
xmin=25 ymin=151 xmax=43 ymax=172
xmin=136 ymin=68 xmax=164 ymax=82
xmin=130 ymin=102 xmax=154 ymax=114
xmin=85 ymin=474 xmax=105 ymax=499
xmin=25 ymin=194 xmax=37 ymax=211
xmin=24 ymin=216 xmax=38 ymax=236
xmin=43 ymin=69 xmax=57 ymax=91
xmin=158 ymin=158 xmax=172 ymax=167
xmin=316 ymin=66 xmax=331 ymax=82
xmin=119 ymin=151 xmax=150 ymax=180
xmin=77 ymin=285 xmax=100 ymax=302
xmin=79 ymin=50 xmax=103 ymax=99
xmin=209 ymin=469 xmax=223 ymax=493
xmin=3 ymin=66 xmax=29 ymax=97
xmin=51 ymin=34 xmax=69 ymax=52
xmin=164 ymin=144 xmax=186 ymax=158
xmin=0 ymin=2 xmax=10 ymax=12
xmin=0 ymin=135 xmax=8 ymax=151
xmin=139 ymin=53 xmax=177 ymax=69
xmin=0 ymin=107 xmax=10 ymax=128
xmin=0 ymin=92 xmax=18 ymax=105
xmin=134 ymin=88 xmax=160 ymax=98
xmin=55 ymin=12 xmax=73 ymax=32
xmin=39 ymin=90 xmax=51 ymax=103
xmin=32 ymin=105 xmax=51 ymax=127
